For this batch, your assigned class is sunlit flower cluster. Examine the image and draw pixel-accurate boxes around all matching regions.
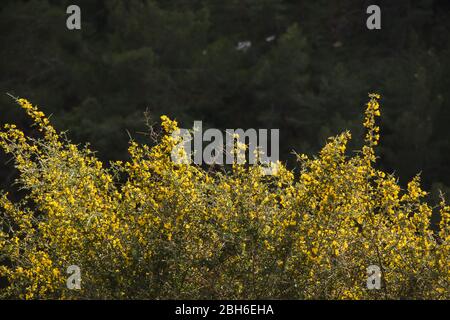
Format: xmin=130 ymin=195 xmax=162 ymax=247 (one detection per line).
xmin=0 ymin=95 xmax=448 ymax=299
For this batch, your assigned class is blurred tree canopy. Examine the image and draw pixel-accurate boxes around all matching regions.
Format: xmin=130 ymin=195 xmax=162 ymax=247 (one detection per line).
xmin=0 ymin=0 xmax=449 ymax=198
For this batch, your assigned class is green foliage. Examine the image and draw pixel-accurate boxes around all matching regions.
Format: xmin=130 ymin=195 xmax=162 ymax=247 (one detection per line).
xmin=1 ymin=0 xmax=450 ymax=196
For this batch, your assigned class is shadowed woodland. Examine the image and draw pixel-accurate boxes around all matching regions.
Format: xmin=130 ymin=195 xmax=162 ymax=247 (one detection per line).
xmin=1 ymin=0 xmax=449 ymax=200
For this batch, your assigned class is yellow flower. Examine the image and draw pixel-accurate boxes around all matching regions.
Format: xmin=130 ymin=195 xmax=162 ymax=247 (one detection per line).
xmin=0 ymin=94 xmax=447 ymax=300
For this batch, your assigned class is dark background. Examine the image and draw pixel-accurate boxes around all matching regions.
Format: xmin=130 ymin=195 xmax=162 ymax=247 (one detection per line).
xmin=1 ymin=0 xmax=449 ymax=201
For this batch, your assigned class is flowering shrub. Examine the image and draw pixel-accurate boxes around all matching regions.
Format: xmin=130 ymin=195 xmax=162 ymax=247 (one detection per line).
xmin=0 ymin=94 xmax=448 ymax=299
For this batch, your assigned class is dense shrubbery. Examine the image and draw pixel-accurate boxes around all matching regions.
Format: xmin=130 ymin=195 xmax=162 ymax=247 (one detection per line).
xmin=0 ymin=95 xmax=448 ymax=299
xmin=2 ymin=1 xmax=450 ymax=192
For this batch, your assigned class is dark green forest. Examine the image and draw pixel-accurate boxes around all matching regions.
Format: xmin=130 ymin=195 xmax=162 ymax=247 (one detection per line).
xmin=1 ymin=0 xmax=449 ymax=201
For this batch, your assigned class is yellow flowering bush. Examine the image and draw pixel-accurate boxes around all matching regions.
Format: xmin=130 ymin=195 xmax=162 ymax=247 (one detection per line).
xmin=0 ymin=94 xmax=448 ymax=299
